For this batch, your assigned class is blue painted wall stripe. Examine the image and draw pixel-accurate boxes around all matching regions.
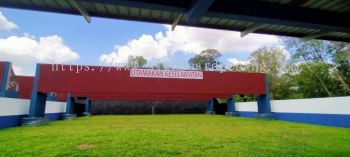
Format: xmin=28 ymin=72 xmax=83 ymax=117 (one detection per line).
xmin=45 ymin=113 xmax=64 ymax=121
xmin=237 ymin=111 xmax=350 ymax=128
xmin=274 ymin=112 xmax=350 ymax=128
xmin=0 ymin=115 xmax=25 ymax=129
xmin=0 ymin=113 xmax=65 ymax=129
xmin=238 ymin=111 xmax=256 ymax=118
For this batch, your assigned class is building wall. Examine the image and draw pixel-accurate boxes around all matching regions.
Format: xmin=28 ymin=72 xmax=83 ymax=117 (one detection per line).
xmin=0 ymin=96 xmax=349 ymax=129
xmin=0 ymin=62 xmax=4 ymax=88
xmin=0 ymin=97 xmax=66 ymax=128
xmin=236 ymin=96 xmax=350 ymax=128
xmin=37 ymin=64 xmax=267 ymax=100
xmin=16 ymin=76 xmax=34 ymax=99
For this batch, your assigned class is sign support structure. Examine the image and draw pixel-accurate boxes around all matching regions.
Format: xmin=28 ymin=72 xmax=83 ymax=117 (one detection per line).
xmin=22 ymin=64 xmax=49 ymax=126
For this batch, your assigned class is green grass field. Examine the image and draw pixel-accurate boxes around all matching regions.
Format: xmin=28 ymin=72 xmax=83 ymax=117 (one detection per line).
xmin=0 ymin=115 xmax=349 ymax=157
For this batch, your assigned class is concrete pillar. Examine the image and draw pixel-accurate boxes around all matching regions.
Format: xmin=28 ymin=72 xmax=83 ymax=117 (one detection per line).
xmin=225 ymin=97 xmax=239 ymax=117
xmin=256 ymin=74 xmax=275 ymax=120
xmin=206 ymin=98 xmax=215 ymax=115
xmin=0 ymin=62 xmax=10 ymax=97
xmin=63 ymin=93 xmax=76 ymax=120
xmin=22 ymin=64 xmax=49 ymax=126
xmin=83 ymin=97 xmax=92 ymax=117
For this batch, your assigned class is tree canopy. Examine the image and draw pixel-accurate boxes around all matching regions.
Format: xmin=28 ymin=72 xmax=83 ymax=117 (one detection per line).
xmin=127 ymin=55 xmax=147 ymax=68
xmin=232 ymin=38 xmax=349 ymax=101
xmin=188 ymin=49 xmax=222 ymax=70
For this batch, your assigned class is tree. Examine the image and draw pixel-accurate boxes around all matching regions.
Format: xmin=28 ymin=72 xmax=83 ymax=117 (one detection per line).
xmin=127 ymin=56 xmax=147 ymax=68
xmin=248 ymin=47 xmax=288 ymax=99
xmin=333 ymin=43 xmax=350 ymax=95
xmin=234 ymin=95 xmax=256 ymax=102
xmin=153 ymin=63 xmax=165 ymax=69
xmin=292 ymin=62 xmax=338 ymax=98
xmin=283 ymin=37 xmax=350 ymax=96
xmin=283 ymin=38 xmax=338 ymax=62
xmin=273 ymin=72 xmax=303 ymax=100
xmin=189 ymin=49 xmax=222 ymax=70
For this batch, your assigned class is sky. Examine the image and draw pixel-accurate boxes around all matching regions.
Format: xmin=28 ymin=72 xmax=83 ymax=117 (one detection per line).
xmin=0 ymin=7 xmax=281 ymax=76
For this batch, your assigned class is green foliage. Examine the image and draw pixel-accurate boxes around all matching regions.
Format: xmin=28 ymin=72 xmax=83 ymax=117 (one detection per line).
xmin=228 ymin=38 xmax=350 ymax=100
xmin=0 ymin=115 xmax=349 ymax=157
xmin=273 ymin=72 xmax=303 ymax=99
xmin=216 ymin=98 xmax=227 ymax=104
xmin=282 ymin=38 xmax=350 ymax=98
xmin=248 ymin=47 xmax=288 ymax=99
xmin=293 ymin=62 xmax=337 ymax=98
xmin=333 ymin=44 xmax=350 ymax=95
xmin=282 ymin=38 xmax=340 ymax=62
xmin=336 ymin=60 xmax=350 ymax=91
xmin=234 ymin=95 xmax=255 ymax=102
xmin=127 ymin=55 xmax=147 ymax=68
xmin=188 ymin=49 xmax=221 ymax=70
xmin=152 ymin=63 xmax=165 ymax=69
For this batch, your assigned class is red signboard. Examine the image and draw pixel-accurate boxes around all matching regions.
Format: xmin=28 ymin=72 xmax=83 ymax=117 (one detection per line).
xmin=37 ymin=64 xmax=266 ymax=100
xmin=130 ymin=69 xmax=203 ymax=79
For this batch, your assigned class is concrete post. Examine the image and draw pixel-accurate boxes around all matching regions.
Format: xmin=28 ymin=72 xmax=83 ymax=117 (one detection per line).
xmin=206 ymin=98 xmax=215 ymax=115
xmin=83 ymin=97 xmax=92 ymax=117
xmin=256 ymin=74 xmax=275 ymax=119
xmin=63 ymin=93 xmax=77 ymax=120
xmin=225 ymin=97 xmax=239 ymax=117
xmin=22 ymin=64 xmax=49 ymax=126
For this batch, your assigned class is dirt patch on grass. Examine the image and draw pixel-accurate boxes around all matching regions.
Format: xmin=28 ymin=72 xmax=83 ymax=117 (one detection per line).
xmin=77 ymin=144 xmax=97 ymax=150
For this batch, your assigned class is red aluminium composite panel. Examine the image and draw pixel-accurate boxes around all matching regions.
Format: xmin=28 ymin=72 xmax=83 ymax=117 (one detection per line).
xmin=37 ymin=64 xmax=266 ymax=100
xmin=15 ymin=76 xmax=68 ymax=101
xmin=16 ymin=76 xmax=34 ymax=99
xmin=0 ymin=62 xmax=4 ymax=88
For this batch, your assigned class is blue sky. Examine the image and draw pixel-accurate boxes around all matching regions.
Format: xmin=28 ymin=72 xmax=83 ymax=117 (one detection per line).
xmin=0 ymin=7 xmax=280 ymax=75
xmin=0 ymin=7 xmax=164 ymax=65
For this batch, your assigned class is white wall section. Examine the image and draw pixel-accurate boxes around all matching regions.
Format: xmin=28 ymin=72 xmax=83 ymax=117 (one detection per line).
xmin=235 ymin=96 xmax=350 ymax=114
xmin=0 ymin=98 xmax=66 ymax=116
xmin=0 ymin=98 xmax=29 ymax=116
xmin=45 ymin=101 xmax=66 ymax=113
xmin=1 ymin=96 xmax=349 ymax=116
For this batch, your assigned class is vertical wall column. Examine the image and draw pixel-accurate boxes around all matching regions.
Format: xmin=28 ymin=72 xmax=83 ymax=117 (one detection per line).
xmin=63 ymin=93 xmax=77 ymax=120
xmin=225 ymin=97 xmax=239 ymax=117
xmin=206 ymin=98 xmax=215 ymax=115
xmin=0 ymin=62 xmax=10 ymax=97
xmin=22 ymin=64 xmax=49 ymax=126
xmin=83 ymin=97 xmax=92 ymax=117
xmin=256 ymin=74 xmax=275 ymax=119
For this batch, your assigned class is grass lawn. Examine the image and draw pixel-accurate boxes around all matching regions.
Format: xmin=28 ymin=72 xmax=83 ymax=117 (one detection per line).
xmin=0 ymin=115 xmax=349 ymax=157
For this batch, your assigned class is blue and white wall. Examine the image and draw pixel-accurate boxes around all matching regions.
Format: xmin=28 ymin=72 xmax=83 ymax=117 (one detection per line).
xmin=1 ymin=96 xmax=350 ymax=129
xmin=236 ymin=96 xmax=350 ymax=128
xmin=0 ymin=97 xmax=66 ymax=128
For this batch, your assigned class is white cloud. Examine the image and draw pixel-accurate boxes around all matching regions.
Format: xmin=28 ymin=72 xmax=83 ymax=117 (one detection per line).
xmin=0 ymin=11 xmax=17 ymax=30
xmin=100 ymin=34 xmax=168 ymax=64
xmin=100 ymin=25 xmax=279 ymax=63
xmin=228 ymin=58 xmax=250 ymax=65
xmin=275 ymin=45 xmax=291 ymax=60
xmin=228 ymin=45 xmax=291 ymax=72
xmin=0 ymin=35 xmax=79 ymax=75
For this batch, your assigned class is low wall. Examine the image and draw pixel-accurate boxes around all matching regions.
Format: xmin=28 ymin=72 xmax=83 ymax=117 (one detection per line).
xmin=0 ymin=97 xmax=66 ymax=128
xmin=236 ymin=96 xmax=350 ymax=128
xmin=0 ymin=96 xmax=349 ymax=129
